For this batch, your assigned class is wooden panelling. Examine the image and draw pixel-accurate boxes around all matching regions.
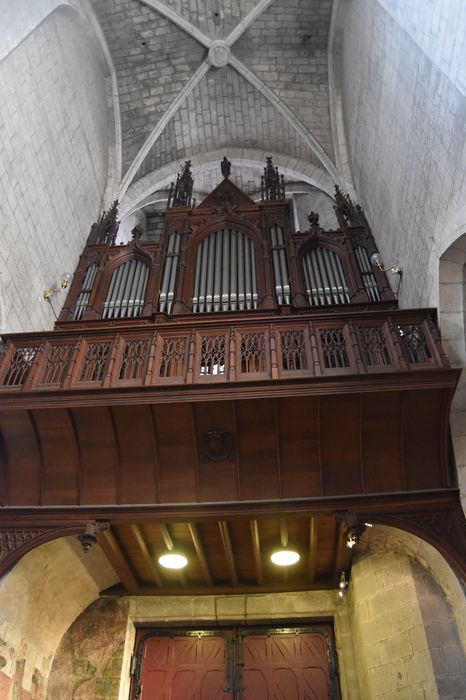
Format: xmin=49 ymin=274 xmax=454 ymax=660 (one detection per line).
xmin=320 ymin=396 xmax=362 ymax=496
xmin=361 ymin=393 xmax=403 ymax=492
xmin=0 ymin=411 xmax=41 ymax=505
xmin=72 ymin=407 xmax=118 ymax=504
xmin=195 ymin=402 xmax=239 ymax=501
xmin=111 ymin=405 xmax=157 ymax=504
xmin=0 ymin=390 xmax=454 ymax=510
xmin=32 ymin=409 xmax=80 ymax=505
xmin=278 ymin=397 xmax=321 ymax=498
xmin=404 ymin=390 xmax=444 ymax=490
xmin=152 ymin=404 xmax=198 ymax=503
xmin=236 ymin=399 xmax=280 ymax=500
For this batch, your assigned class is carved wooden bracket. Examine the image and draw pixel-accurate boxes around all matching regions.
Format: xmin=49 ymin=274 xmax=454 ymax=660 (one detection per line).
xmin=0 ymin=525 xmax=84 ymax=578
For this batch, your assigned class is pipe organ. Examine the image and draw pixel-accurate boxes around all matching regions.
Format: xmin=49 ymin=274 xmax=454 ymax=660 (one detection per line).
xmin=1 ymin=155 xmax=465 ymax=598
xmin=58 ymin=158 xmax=395 ymax=325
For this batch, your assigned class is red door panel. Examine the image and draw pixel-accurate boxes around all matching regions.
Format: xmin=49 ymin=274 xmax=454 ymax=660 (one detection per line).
xmin=241 ymin=633 xmax=331 ymax=700
xmin=138 ymin=635 xmax=231 ymax=700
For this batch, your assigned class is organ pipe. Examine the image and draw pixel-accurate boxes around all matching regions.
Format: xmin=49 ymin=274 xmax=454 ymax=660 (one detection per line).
xmin=303 ymin=247 xmax=350 ymax=306
xmin=103 ymin=259 xmax=149 ymax=318
xmin=192 ymin=229 xmax=258 ymax=313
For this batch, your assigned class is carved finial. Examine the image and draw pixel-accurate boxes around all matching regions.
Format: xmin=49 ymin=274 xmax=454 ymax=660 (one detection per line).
xmin=333 ymin=185 xmax=366 ymax=228
xmin=308 ymin=211 xmax=320 ymax=234
xmin=131 ymin=225 xmax=143 ymax=241
xmin=89 ymin=200 xmax=119 ymax=245
xmin=221 ymin=156 xmax=231 ymax=179
xmin=169 ymin=160 xmax=194 ymax=208
xmin=261 ymin=157 xmax=285 ymax=201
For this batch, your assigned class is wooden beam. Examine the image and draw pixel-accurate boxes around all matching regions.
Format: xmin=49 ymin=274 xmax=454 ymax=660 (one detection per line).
xmin=279 ymin=518 xmax=288 ymax=547
xmin=98 ymin=528 xmax=139 ymax=594
xmin=130 ymin=524 xmax=162 ymax=588
xmin=159 ymin=523 xmax=187 ymax=586
xmin=160 ymin=523 xmax=174 ymax=550
xmin=218 ymin=521 xmax=238 ymax=586
xmin=188 ymin=522 xmax=212 ymax=586
xmin=332 ymin=521 xmax=352 ymax=587
xmin=308 ymin=517 xmax=317 ymax=583
xmin=250 ymin=519 xmax=263 ymax=585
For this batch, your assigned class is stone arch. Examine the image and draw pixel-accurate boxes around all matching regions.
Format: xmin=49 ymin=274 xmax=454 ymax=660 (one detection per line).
xmin=350 ymin=524 xmax=466 ymax=699
xmin=0 ymin=535 xmax=117 ymax=695
xmin=439 ymin=230 xmax=466 ymax=513
xmin=119 ymin=149 xmax=337 ymax=220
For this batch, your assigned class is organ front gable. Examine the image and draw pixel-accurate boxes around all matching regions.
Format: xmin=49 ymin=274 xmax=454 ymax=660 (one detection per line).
xmin=57 ymin=159 xmax=394 ymax=327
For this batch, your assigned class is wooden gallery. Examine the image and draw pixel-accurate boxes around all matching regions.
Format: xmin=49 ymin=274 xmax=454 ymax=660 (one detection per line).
xmin=0 ymin=159 xmax=465 ymax=698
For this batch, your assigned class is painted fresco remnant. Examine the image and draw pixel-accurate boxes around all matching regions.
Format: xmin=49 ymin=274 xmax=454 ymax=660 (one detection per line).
xmin=46 ymin=598 xmax=129 ymax=700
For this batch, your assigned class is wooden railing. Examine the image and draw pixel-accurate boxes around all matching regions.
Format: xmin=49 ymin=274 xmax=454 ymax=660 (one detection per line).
xmin=0 ymin=310 xmax=450 ymax=393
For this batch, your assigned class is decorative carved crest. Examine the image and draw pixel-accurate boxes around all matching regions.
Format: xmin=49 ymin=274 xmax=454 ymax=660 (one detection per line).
xmin=261 ymin=157 xmax=285 ymax=201
xmin=89 ymin=200 xmax=119 ymax=245
xmin=200 ymin=431 xmax=234 ymax=462
xmin=168 ymin=160 xmax=194 ymax=208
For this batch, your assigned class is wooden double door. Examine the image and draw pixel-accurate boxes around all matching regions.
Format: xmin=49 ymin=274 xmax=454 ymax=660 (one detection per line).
xmin=131 ymin=625 xmax=340 ymax=699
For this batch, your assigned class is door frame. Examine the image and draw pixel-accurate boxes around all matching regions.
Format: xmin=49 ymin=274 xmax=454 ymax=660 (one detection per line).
xmin=130 ymin=623 xmax=341 ymax=699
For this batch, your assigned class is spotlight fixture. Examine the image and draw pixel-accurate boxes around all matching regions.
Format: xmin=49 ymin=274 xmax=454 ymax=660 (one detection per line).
xmin=158 ymin=551 xmax=188 ymax=570
xmin=271 ymin=549 xmax=300 ymax=567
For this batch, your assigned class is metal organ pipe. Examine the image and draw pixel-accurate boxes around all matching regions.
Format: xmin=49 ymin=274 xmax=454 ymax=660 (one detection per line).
xmin=192 ymin=229 xmax=258 ymax=313
xmin=73 ymin=263 xmax=97 ymax=320
xmin=103 ymin=259 xmax=149 ymax=318
xmin=355 ymin=246 xmax=381 ymax=301
xmin=159 ymin=232 xmax=181 ymax=313
xmin=304 ymin=248 xmax=350 ymax=306
xmin=270 ymin=225 xmax=290 ymax=305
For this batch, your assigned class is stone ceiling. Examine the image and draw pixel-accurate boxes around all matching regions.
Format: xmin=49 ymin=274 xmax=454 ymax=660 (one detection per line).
xmin=91 ymin=0 xmax=338 ymax=210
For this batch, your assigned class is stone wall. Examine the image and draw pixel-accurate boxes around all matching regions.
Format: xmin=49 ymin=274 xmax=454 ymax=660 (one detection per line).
xmin=0 ymin=5 xmax=110 ymax=334
xmin=338 ymin=0 xmax=465 ymax=311
xmin=350 ymin=535 xmax=466 ymax=699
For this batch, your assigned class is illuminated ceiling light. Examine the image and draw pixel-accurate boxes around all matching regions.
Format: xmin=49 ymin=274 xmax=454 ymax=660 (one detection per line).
xmin=271 ymin=549 xmax=300 ymax=567
xmin=158 ymin=551 xmax=188 ymax=569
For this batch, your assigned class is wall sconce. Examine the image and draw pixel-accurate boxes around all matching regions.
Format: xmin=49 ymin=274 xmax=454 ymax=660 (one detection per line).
xmin=41 ymin=273 xmax=72 ymax=300
xmin=370 ymin=253 xmax=402 ymax=296
xmin=370 ymin=252 xmax=402 ymax=276
xmin=41 ymin=273 xmax=72 ymax=319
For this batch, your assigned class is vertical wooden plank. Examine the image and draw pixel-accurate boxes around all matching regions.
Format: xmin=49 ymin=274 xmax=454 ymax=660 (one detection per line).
xmin=361 ymin=392 xmax=404 ymax=492
xmin=153 ymin=404 xmax=197 ymax=503
xmin=236 ymin=398 xmax=280 ymax=500
xmin=277 ymin=397 xmax=321 ymax=498
xmin=72 ymin=407 xmax=119 ymax=504
xmin=32 ymin=408 xmax=80 ymax=505
xmin=111 ymin=405 xmax=158 ymax=504
xmin=0 ymin=411 xmax=41 ymax=505
xmin=404 ymin=389 xmax=444 ymax=489
xmin=320 ymin=395 xmax=362 ymax=496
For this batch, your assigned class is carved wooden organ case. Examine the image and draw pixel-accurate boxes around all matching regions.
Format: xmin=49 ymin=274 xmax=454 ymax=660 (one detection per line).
xmin=58 ymin=160 xmax=395 ymax=329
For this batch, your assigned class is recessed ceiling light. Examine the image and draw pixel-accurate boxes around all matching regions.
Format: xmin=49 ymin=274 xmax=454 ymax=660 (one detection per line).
xmin=158 ymin=552 xmax=188 ymax=569
xmin=271 ymin=549 xmax=300 ymax=567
